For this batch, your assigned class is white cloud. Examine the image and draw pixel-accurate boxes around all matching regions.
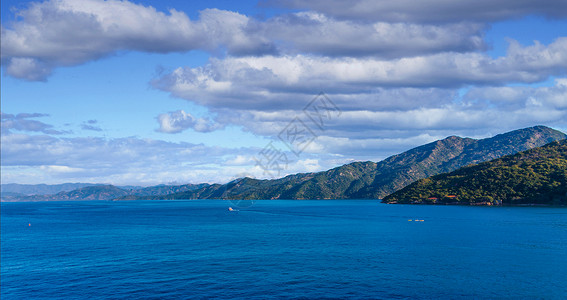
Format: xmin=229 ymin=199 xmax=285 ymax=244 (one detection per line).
xmin=4 ymin=58 xmax=52 ymax=81
xmin=1 ymin=0 xmax=274 ymax=80
xmin=153 ymin=38 xmax=567 ymax=111
xmin=1 ymin=112 xmax=67 ymax=134
xmin=464 ymin=77 xmax=567 ymax=110
xmin=1 ymin=0 xmax=505 ymax=81
xmin=309 ymin=134 xmax=444 ymax=158
xmin=156 ymin=110 xmax=224 ymax=133
xmin=224 ymin=155 xmax=254 ymax=166
xmin=154 ymin=74 xmax=567 ymax=146
xmin=150 ymin=33 xmax=566 ymax=148
xmin=0 ymin=131 xmax=349 ymax=185
xmin=0 ymin=133 xmax=256 ymax=184
xmin=288 ymin=158 xmax=321 ymax=173
xmin=263 ymin=12 xmax=487 ymax=57
xmin=5 ymin=0 xmax=563 ymax=82
xmin=40 ymin=165 xmax=85 ymax=173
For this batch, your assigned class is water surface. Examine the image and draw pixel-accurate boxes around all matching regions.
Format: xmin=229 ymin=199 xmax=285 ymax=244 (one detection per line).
xmin=2 ymin=200 xmax=566 ymax=299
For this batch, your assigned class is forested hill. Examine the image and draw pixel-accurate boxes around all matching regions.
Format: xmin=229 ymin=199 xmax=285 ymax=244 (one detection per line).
xmin=383 ymin=139 xmax=567 ymax=205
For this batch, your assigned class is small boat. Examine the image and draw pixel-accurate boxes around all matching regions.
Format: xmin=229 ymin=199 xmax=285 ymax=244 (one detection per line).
xmin=228 ymin=207 xmax=239 ymax=212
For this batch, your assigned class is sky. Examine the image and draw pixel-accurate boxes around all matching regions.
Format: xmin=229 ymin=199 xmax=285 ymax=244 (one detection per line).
xmin=1 ymin=0 xmax=567 ymax=186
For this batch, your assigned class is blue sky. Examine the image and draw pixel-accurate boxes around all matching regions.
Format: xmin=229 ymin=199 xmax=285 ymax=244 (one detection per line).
xmin=1 ymin=0 xmax=566 ymax=185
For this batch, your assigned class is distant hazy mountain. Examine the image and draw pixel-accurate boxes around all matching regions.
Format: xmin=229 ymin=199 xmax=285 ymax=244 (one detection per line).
xmin=1 ymin=183 xmax=104 ymax=196
xmin=144 ymin=125 xmax=566 ymax=200
xmin=1 ymin=183 xmax=211 ymax=202
xmin=3 ymin=185 xmax=130 ymax=201
xmin=383 ymin=139 xmax=567 ymax=205
xmin=0 ymin=183 xmax=145 ymax=196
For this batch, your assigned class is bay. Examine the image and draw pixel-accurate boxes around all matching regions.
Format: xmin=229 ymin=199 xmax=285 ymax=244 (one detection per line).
xmin=1 ymin=200 xmax=566 ymax=299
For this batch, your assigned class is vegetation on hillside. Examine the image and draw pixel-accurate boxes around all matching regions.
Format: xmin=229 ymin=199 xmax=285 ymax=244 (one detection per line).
xmin=383 ymin=140 xmax=567 ymax=205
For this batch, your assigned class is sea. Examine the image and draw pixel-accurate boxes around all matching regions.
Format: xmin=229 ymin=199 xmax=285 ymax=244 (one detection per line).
xmin=1 ymin=200 xmax=566 ymax=299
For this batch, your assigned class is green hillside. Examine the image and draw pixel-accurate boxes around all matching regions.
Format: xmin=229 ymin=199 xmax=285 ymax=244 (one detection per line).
xmin=383 ymin=140 xmax=567 ymax=205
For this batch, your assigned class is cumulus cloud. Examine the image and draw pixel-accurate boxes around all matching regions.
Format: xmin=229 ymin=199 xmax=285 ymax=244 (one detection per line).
xmin=149 ymin=35 xmax=567 ymax=149
xmin=153 ymin=38 xmax=567 ymax=111
xmin=263 ymin=12 xmax=487 ymax=58
xmin=1 ymin=112 xmax=67 ymax=134
xmin=1 ymin=0 xmax=274 ymax=80
xmin=464 ymin=78 xmax=567 ymax=110
xmin=1 ymin=0 xmax=494 ymax=81
xmin=150 ymin=74 xmax=567 ymax=147
xmin=264 ymin=0 xmax=567 ymax=23
xmin=4 ymin=58 xmax=52 ymax=82
xmin=156 ymin=110 xmax=224 ymax=133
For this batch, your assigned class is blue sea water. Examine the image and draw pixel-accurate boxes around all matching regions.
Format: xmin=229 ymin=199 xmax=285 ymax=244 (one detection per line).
xmin=1 ymin=200 xmax=566 ymax=299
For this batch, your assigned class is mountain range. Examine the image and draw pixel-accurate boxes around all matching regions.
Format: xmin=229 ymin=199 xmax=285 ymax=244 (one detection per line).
xmin=1 ymin=125 xmax=565 ymax=202
xmin=1 ymin=183 xmax=114 ymax=197
xmin=0 ymin=183 xmax=209 ymax=202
